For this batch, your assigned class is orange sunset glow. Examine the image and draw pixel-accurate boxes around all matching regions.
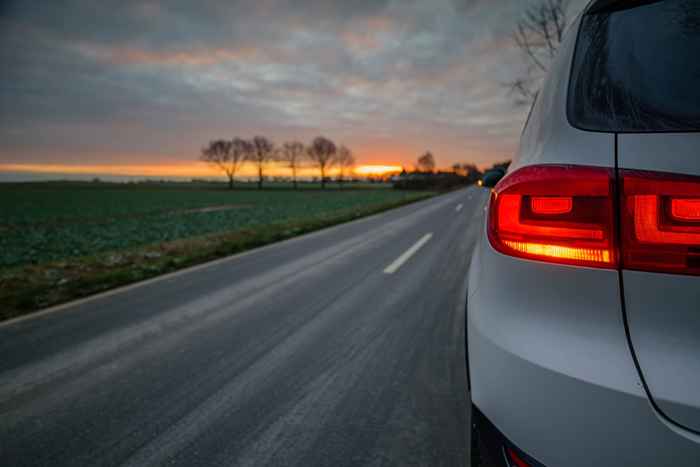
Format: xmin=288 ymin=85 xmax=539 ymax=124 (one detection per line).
xmin=0 ymin=163 xmax=403 ymax=180
xmin=354 ymin=165 xmax=403 ymax=176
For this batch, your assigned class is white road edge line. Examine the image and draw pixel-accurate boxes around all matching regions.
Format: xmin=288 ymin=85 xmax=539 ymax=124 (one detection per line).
xmin=383 ymin=233 xmax=433 ymax=275
xmin=455 ymin=203 xmax=463 ymax=212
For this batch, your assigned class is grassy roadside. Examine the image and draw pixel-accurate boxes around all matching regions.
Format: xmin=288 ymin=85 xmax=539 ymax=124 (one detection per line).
xmin=0 ymin=192 xmax=435 ymax=322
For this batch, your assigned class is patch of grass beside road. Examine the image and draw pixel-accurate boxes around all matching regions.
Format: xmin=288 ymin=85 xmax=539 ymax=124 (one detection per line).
xmin=0 ymin=183 xmax=434 ymax=321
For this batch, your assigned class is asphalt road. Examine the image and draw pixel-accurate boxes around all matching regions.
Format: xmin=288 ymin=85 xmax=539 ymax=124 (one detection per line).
xmin=0 ymin=187 xmax=488 ymax=467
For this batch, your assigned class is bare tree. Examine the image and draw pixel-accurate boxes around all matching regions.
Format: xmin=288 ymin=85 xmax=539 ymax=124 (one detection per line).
xmin=417 ymin=151 xmax=436 ymax=173
xmin=200 ymin=139 xmax=245 ymax=189
xmin=233 ymin=138 xmax=254 ymax=186
xmin=247 ymin=136 xmax=276 ymax=190
xmin=307 ymin=136 xmax=337 ymax=189
xmin=336 ymin=145 xmax=356 ymax=187
xmin=279 ymin=141 xmax=305 ymax=189
xmin=508 ymin=0 xmax=568 ymax=105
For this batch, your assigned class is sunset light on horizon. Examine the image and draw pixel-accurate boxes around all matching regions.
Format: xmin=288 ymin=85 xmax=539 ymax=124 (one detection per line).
xmin=354 ymin=165 xmax=403 ymax=176
xmin=0 ymin=162 xmax=406 ymax=181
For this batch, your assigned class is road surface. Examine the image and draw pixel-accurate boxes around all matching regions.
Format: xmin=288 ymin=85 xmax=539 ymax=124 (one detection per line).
xmin=0 ymin=187 xmax=488 ymax=467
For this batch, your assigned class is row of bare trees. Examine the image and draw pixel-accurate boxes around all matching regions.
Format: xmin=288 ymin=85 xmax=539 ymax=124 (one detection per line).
xmin=200 ymin=136 xmax=356 ymax=189
xmin=415 ymin=152 xmax=481 ymax=182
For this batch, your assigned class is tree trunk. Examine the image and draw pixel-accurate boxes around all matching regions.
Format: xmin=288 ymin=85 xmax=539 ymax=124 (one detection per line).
xmin=228 ymin=175 xmax=234 ymax=190
xmin=258 ymin=167 xmax=263 ymax=190
xmin=292 ymin=167 xmax=297 ymax=189
xmin=320 ymin=166 xmax=326 ymax=189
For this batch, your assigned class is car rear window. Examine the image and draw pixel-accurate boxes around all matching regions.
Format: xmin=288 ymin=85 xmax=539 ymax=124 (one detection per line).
xmin=568 ymin=0 xmax=700 ymax=132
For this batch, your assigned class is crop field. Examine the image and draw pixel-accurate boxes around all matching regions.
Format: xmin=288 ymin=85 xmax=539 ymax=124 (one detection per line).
xmin=0 ymin=182 xmax=428 ymax=268
xmin=0 ymin=182 xmax=433 ymax=318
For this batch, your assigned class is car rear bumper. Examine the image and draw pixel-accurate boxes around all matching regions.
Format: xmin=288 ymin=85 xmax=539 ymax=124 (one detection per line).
xmin=467 ymin=232 xmax=700 ymax=467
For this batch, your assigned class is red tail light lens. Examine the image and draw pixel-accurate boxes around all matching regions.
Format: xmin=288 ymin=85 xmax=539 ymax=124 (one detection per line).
xmin=670 ymin=199 xmax=700 ymax=221
xmin=530 ymin=196 xmax=573 ymax=215
xmin=488 ymin=165 xmax=617 ymax=268
xmin=488 ymin=165 xmax=700 ymax=275
xmin=620 ymin=170 xmax=700 ymax=275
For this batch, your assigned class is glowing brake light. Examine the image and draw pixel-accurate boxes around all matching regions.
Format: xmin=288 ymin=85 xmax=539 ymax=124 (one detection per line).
xmin=620 ymin=170 xmax=700 ymax=275
xmin=489 ymin=165 xmax=700 ymax=275
xmin=530 ymin=196 xmax=572 ymax=215
xmin=488 ymin=165 xmax=616 ymax=268
xmin=670 ymin=198 xmax=700 ymax=221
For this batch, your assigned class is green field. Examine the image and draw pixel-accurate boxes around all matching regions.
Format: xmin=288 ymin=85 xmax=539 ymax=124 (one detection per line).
xmin=0 ymin=182 xmax=433 ymax=319
xmin=0 ymin=182 xmax=424 ymax=268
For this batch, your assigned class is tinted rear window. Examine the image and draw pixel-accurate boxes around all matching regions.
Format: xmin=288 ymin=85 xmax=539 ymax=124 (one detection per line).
xmin=568 ymin=0 xmax=700 ymax=132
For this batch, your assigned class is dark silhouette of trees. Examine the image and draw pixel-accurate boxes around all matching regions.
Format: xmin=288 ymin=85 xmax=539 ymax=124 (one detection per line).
xmin=232 ymin=138 xmax=253 ymax=187
xmin=490 ymin=160 xmax=512 ymax=172
xmin=508 ymin=0 xmax=568 ymax=105
xmin=198 ymin=135 xmax=366 ymax=190
xmin=454 ymin=163 xmax=482 ymax=183
xmin=248 ymin=136 xmax=276 ymax=190
xmin=336 ymin=145 xmax=355 ymax=187
xmin=279 ymin=141 xmax=305 ymax=189
xmin=395 ymin=158 xmax=484 ymax=190
xmin=200 ymin=139 xmax=246 ymax=189
xmin=417 ymin=151 xmax=436 ymax=173
xmin=307 ymin=136 xmax=337 ymax=189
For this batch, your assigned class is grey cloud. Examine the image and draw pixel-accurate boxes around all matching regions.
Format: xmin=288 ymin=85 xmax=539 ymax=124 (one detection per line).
xmin=0 ymin=0 xmax=590 ymax=167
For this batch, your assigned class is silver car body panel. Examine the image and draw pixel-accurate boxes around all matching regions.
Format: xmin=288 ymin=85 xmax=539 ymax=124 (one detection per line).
xmin=619 ymin=134 xmax=700 ymax=178
xmin=619 ymin=133 xmax=700 ymax=432
xmin=469 ymin=225 xmax=700 ymax=466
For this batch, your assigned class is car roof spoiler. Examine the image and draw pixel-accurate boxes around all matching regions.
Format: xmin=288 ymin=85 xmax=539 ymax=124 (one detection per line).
xmin=585 ymin=0 xmax=664 ymax=14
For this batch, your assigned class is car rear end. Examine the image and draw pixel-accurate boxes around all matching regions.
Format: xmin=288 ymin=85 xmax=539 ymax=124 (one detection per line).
xmin=467 ymin=1 xmax=700 ymax=466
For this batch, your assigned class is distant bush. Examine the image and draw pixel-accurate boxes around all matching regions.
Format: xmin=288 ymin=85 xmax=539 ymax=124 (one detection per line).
xmin=392 ymin=172 xmax=471 ymax=191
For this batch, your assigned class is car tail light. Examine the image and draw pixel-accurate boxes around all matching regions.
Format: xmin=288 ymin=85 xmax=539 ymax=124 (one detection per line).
xmin=620 ymin=170 xmax=700 ymax=275
xmin=488 ymin=165 xmax=617 ymax=268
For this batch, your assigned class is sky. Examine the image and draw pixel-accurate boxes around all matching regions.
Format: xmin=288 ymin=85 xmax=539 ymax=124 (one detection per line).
xmin=0 ymin=0 xmax=588 ymax=180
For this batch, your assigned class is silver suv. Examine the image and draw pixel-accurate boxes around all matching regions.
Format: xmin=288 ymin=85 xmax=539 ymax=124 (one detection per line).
xmin=467 ymin=1 xmax=700 ymax=466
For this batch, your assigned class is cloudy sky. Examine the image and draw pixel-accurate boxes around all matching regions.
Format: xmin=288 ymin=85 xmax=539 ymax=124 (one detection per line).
xmin=0 ymin=0 xmax=587 ymax=178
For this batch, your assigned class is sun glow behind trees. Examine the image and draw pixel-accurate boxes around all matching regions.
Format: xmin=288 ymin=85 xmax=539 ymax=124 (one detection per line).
xmin=354 ymin=165 xmax=402 ymax=176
